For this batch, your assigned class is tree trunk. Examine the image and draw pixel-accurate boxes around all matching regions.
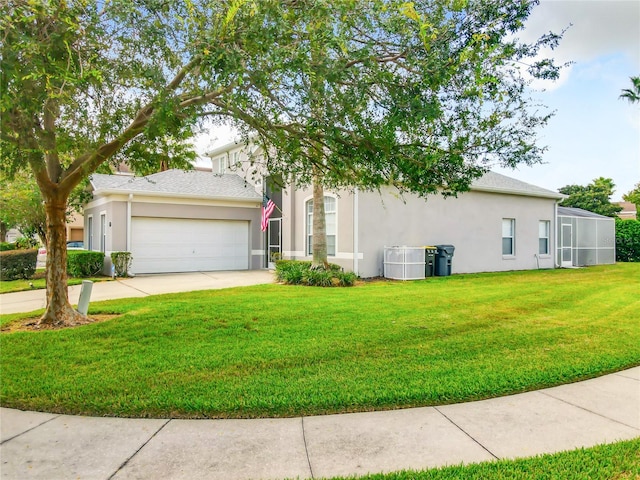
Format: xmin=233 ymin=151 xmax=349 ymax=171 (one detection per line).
xmin=0 ymin=221 xmax=6 ymax=242
xmin=39 ymin=191 xmax=88 ymax=326
xmin=311 ymin=170 xmax=329 ymax=270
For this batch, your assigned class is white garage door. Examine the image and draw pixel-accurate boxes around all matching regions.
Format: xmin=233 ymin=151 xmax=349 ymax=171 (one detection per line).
xmin=131 ymin=217 xmax=249 ymax=274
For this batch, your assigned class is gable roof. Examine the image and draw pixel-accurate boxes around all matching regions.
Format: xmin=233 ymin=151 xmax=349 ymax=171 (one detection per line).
xmin=90 ymin=170 xmax=262 ymax=202
xmin=471 ymin=171 xmax=564 ymax=199
xmin=557 ymin=206 xmax=612 ymax=219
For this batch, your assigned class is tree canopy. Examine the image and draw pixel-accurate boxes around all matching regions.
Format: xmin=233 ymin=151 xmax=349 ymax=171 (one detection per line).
xmin=559 ymin=177 xmax=623 ymax=217
xmin=1 ymin=0 xmax=564 ymax=325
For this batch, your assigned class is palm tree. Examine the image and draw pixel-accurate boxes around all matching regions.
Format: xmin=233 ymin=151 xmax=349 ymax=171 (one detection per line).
xmin=619 ymin=76 xmax=640 ymax=103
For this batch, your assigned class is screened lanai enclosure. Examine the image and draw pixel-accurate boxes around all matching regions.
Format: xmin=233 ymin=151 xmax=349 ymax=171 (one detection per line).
xmin=556 ymin=207 xmax=616 ymax=267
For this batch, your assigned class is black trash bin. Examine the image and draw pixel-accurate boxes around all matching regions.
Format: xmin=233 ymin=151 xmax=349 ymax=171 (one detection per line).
xmin=435 ymin=245 xmax=455 ymax=276
xmin=424 ymin=246 xmax=437 ymax=277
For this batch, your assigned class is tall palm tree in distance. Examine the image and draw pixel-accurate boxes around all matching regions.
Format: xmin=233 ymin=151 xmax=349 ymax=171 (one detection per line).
xmin=619 ymin=76 xmax=640 ymax=103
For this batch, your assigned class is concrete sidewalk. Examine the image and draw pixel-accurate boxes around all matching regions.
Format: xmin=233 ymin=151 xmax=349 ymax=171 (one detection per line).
xmin=0 ymin=270 xmax=275 ymax=315
xmin=1 ymin=367 xmax=638 ymax=480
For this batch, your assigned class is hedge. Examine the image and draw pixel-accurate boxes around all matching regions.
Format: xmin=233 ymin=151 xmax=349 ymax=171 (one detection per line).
xmin=275 ymin=259 xmax=357 ymax=287
xmin=0 ymin=248 xmax=37 ymax=280
xmin=67 ymin=250 xmax=105 ymax=277
xmin=0 ymin=242 xmax=17 ymax=251
xmin=616 ymin=218 xmax=640 ymax=262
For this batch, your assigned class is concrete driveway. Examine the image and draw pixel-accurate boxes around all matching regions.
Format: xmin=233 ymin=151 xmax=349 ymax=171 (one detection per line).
xmin=0 ymin=270 xmax=275 ymax=315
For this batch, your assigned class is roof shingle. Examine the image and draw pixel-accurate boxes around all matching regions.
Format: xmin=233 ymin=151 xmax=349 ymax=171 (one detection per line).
xmin=90 ymin=170 xmax=262 ymax=201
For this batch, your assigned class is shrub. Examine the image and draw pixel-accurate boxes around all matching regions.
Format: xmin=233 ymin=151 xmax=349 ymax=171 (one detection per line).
xmin=303 ymin=268 xmax=334 ymax=287
xmin=336 ymin=271 xmax=358 ymax=286
xmin=0 ymin=248 xmax=37 ymax=280
xmin=67 ymin=250 xmax=105 ymax=277
xmin=111 ymin=251 xmax=133 ymax=277
xmin=0 ymin=242 xmax=17 ymax=251
xmin=616 ymin=218 xmax=640 ymax=262
xmin=15 ymin=237 xmax=38 ymax=249
xmin=275 ymin=259 xmax=357 ymax=287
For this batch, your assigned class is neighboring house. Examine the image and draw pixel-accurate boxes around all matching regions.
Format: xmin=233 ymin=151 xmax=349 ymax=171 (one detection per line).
xmin=87 ymin=140 xmax=573 ymax=276
xmin=556 ymin=207 xmax=616 ymax=267
xmin=66 ymin=212 xmax=84 ymax=243
xmin=4 ymin=213 xmax=83 ymax=244
xmin=616 ymin=201 xmax=637 ymax=220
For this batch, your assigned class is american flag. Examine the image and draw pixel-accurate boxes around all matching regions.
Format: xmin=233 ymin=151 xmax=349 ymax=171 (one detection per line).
xmin=261 ymin=195 xmax=276 ymax=232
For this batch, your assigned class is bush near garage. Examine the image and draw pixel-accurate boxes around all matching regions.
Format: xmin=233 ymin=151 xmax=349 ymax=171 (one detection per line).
xmin=0 ymin=248 xmax=37 ymax=280
xmin=615 ymin=218 xmax=640 ymax=262
xmin=275 ymin=260 xmax=357 ymax=287
xmin=110 ymin=251 xmax=133 ymax=277
xmin=0 ymin=242 xmax=17 ymax=251
xmin=67 ymin=250 xmax=105 ymax=277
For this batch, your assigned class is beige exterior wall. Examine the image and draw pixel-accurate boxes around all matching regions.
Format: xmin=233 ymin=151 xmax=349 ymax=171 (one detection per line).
xmin=356 ymin=189 xmax=557 ymax=277
xmin=84 ymin=194 xmax=263 ymax=271
xmin=280 ymin=184 xmax=357 ymax=272
xmin=279 ymin=187 xmax=558 ymax=277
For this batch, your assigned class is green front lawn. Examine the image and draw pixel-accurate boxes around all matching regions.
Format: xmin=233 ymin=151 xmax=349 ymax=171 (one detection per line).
xmin=1 ymin=264 xmax=639 ymax=418
xmin=326 ymin=439 xmax=640 ymax=480
xmin=0 ymin=273 xmax=112 ymax=294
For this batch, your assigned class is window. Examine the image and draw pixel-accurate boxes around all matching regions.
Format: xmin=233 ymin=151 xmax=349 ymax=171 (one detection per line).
xmin=100 ymin=213 xmax=106 ymax=253
xmin=87 ymin=216 xmax=93 ymax=250
xmin=539 ymin=220 xmax=550 ymax=255
xmin=306 ymin=196 xmax=337 ymax=256
xmin=212 ymin=155 xmax=228 ymax=173
xmin=502 ymin=218 xmax=515 ymax=256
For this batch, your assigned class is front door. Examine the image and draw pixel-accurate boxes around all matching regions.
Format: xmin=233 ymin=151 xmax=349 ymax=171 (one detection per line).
xmin=561 ymin=224 xmax=573 ymax=267
xmin=267 ymin=218 xmax=282 ymax=268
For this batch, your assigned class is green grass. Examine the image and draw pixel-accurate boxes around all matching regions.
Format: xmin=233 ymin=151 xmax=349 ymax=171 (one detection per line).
xmin=1 ymin=264 xmax=639 ymax=418
xmin=323 ymin=439 xmax=640 ymax=480
xmin=0 ymin=273 xmax=112 ymax=294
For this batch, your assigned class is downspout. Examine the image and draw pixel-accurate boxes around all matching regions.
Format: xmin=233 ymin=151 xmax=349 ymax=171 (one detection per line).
xmin=353 ymin=188 xmax=359 ymax=274
xmin=554 ymin=199 xmax=559 ymax=268
xmin=127 ymin=194 xmax=132 ymax=252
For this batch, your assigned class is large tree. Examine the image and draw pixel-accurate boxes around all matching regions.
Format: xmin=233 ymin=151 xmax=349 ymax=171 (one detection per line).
xmin=1 ymin=0 xmax=562 ymax=325
xmin=246 ymin=0 xmax=564 ymax=268
xmin=559 ymin=177 xmax=623 ymax=217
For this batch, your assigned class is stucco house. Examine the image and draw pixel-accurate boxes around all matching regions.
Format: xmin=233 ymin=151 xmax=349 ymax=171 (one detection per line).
xmin=85 ymin=141 xmax=570 ymax=276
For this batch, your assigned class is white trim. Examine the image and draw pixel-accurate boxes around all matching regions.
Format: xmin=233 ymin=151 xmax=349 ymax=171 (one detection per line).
xmin=99 ymin=211 xmax=107 ymax=253
xmin=283 ymin=250 xmax=363 ymax=260
xmin=251 ymin=250 xmax=265 ymax=256
xmin=126 ymin=194 xmax=133 ymax=252
xmin=353 ymin=189 xmax=359 ymax=274
xmin=92 ymin=189 xmax=261 ymax=205
xmin=472 ymin=185 xmax=564 ymax=200
xmin=87 ymin=214 xmax=94 ymax=251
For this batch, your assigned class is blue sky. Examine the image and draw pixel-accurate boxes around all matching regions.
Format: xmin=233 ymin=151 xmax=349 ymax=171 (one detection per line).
xmin=197 ymin=0 xmax=640 ymax=201
xmin=494 ymin=0 xmax=640 ymax=201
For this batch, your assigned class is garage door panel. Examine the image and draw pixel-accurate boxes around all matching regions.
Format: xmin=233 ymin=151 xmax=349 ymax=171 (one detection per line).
xmin=131 ymin=218 xmax=249 ymax=274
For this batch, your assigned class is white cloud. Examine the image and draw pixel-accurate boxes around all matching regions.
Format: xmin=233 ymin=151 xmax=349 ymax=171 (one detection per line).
xmin=525 ymin=0 xmax=640 ymax=67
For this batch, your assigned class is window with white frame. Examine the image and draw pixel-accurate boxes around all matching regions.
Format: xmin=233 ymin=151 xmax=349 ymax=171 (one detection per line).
xmin=87 ymin=216 xmax=93 ymax=250
xmin=306 ymin=196 xmax=337 ymax=256
xmin=502 ymin=218 xmax=515 ymax=256
xmin=212 ymin=155 xmax=228 ymax=173
xmin=539 ymin=220 xmax=550 ymax=255
xmin=100 ymin=213 xmax=106 ymax=253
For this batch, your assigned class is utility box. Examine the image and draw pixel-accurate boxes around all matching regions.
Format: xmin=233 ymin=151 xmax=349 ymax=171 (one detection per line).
xmin=435 ymin=245 xmax=455 ymax=276
xmin=383 ymin=246 xmax=426 ymax=280
xmin=424 ymin=246 xmax=437 ymax=277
